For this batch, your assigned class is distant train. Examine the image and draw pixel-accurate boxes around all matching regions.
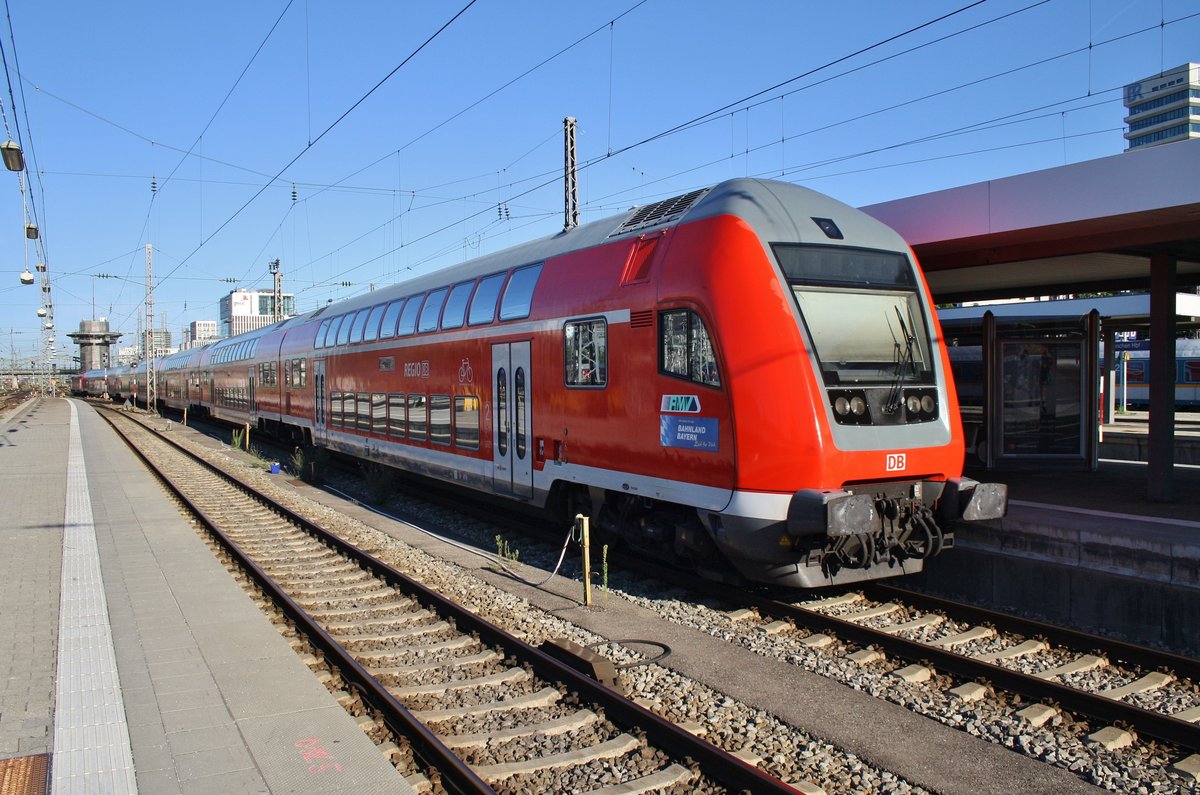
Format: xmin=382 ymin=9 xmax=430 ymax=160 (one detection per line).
xmin=1112 ymin=342 xmax=1200 ymax=407
xmin=75 ymin=178 xmax=1006 ymax=588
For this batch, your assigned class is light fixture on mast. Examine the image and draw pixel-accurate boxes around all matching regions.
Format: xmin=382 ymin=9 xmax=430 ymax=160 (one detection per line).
xmin=1 ymin=141 xmax=24 ymax=172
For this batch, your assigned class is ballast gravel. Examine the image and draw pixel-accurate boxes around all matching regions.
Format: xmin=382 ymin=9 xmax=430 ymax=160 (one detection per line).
xmin=181 ymin=444 xmax=932 ymax=795
xmin=188 ymin=438 xmax=1195 ymax=794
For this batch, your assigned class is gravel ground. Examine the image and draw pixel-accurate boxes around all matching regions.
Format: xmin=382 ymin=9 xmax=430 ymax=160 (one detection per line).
xmin=177 ymin=441 xmax=938 ymax=795
xmin=183 ymin=435 xmax=1200 ymax=793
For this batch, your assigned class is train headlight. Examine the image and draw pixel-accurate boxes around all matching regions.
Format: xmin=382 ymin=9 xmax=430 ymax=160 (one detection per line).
xmin=921 ymin=394 xmax=936 ymax=414
xmin=834 ymin=396 xmax=850 ymax=416
xmin=905 ymin=395 xmax=922 ymax=414
xmin=849 ymin=396 xmax=867 ymax=416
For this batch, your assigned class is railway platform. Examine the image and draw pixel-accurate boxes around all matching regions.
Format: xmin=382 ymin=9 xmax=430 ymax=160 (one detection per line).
xmin=0 ymin=397 xmax=411 ymax=794
xmin=917 ymin=417 xmax=1200 ymax=653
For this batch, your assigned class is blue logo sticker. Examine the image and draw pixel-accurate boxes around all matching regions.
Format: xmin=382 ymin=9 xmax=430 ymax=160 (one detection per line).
xmin=660 ymin=415 xmax=718 ymax=452
xmin=660 ymin=394 xmax=701 ymax=413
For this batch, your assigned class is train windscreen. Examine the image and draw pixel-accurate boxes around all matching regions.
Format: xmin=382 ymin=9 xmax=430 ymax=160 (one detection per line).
xmin=773 ymin=243 xmax=933 ymax=386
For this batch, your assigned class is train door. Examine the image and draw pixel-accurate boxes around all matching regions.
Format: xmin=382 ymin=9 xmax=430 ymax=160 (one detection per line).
xmin=248 ymin=367 xmax=256 ymax=419
xmin=490 ymin=341 xmax=533 ymax=499
xmin=313 ymin=358 xmax=327 ymax=444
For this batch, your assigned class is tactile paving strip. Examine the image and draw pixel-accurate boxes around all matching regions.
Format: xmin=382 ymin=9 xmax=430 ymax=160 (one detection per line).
xmin=0 ymin=754 xmax=49 ymax=795
xmin=51 ymin=402 xmax=137 ymax=794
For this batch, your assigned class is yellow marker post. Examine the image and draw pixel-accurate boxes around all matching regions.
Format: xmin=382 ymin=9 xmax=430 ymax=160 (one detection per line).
xmin=578 ymin=514 xmax=593 ymax=607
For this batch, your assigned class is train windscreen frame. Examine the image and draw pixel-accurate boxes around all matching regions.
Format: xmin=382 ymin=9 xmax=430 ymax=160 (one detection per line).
xmin=773 ymin=243 xmax=933 ymax=387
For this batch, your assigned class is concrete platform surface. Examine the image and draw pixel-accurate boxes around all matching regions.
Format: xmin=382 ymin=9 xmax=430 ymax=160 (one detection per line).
xmin=0 ymin=397 xmax=411 ymax=794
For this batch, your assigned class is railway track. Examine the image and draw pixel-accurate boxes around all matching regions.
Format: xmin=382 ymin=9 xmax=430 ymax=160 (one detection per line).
xmin=610 ymin=555 xmax=1200 ymax=777
xmin=97 ymin=406 xmax=793 ymax=795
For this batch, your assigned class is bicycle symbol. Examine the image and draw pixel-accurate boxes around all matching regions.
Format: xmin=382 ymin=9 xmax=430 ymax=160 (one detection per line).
xmin=458 ymin=358 xmax=474 ymax=385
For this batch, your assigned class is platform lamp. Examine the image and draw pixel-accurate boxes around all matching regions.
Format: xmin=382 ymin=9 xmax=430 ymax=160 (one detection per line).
xmin=24 ymin=223 xmax=37 ymax=239
xmin=36 ymin=306 xmax=46 ymax=317
xmin=19 ymin=267 xmax=33 ymax=285
xmin=1 ymin=140 xmax=23 ymax=172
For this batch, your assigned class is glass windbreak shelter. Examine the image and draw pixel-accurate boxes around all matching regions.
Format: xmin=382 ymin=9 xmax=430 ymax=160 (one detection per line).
xmin=943 ymin=310 xmax=1100 ymax=470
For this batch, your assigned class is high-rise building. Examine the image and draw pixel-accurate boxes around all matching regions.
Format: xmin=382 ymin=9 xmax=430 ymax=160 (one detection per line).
xmin=219 ymin=289 xmax=296 ymax=337
xmin=184 ymin=320 xmax=220 ymax=349
xmin=1123 ymin=63 xmax=1200 ymax=150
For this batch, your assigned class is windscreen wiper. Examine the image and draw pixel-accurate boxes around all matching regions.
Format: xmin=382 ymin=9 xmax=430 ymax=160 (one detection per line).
xmin=884 ymin=307 xmax=915 ymax=414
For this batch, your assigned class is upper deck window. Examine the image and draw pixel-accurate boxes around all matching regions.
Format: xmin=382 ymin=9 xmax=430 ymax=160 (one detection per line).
xmin=441 ymin=281 xmax=474 ymax=330
xmin=418 ymin=288 xmax=447 ymax=333
xmin=468 ymin=273 xmax=506 ymax=325
xmin=350 ymin=308 xmax=372 ymax=343
xmin=499 ymin=263 xmax=542 ymax=321
xmin=336 ymin=314 xmax=354 ymax=345
xmin=397 ymin=296 xmax=422 ymax=336
xmin=379 ymin=299 xmax=405 ymax=339
xmin=316 ymin=319 xmax=331 ymax=348
xmin=323 ymin=316 xmax=343 ymax=348
xmin=363 ymin=304 xmax=387 ymax=342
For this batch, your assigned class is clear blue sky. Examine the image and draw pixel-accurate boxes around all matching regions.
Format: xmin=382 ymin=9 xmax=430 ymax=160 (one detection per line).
xmin=1 ymin=0 xmax=1197 ymax=370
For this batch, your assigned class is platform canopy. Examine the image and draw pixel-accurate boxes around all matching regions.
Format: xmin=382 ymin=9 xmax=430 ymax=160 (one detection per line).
xmin=862 ymin=138 xmax=1200 ymax=502
xmin=863 ymin=137 xmax=1200 ymax=303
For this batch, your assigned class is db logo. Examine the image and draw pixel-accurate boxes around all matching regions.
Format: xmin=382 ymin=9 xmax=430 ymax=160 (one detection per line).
xmin=886 ymin=453 xmax=907 ymax=472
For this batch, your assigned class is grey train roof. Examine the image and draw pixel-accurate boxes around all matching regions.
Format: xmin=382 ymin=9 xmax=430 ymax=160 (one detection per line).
xmin=291 ymin=178 xmax=912 ymax=326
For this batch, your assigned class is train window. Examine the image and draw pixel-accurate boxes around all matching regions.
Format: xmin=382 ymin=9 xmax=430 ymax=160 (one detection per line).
xmin=372 ymin=393 xmax=387 ymax=434
xmin=407 ymin=394 xmax=427 ymax=440
xmin=388 ymin=393 xmax=405 ymax=437
xmin=336 ymin=314 xmax=354 ymax=345
xmin=350 ymin=308 xmax=372 ymax=343
xmin=363 ymin=304 xmax=387 ymax=343
xmin=1185 ymin=360 xmax=1200 ymax=384
xmin=454 ymin=396 xmax=480 ymax=450
xmin=469 ymin=273 xmax=506 ymax=325
xmin=659 ymin=309 xmax=721 ymax=388
xmin=496 ymin=368 xmax=508 ymax=456
xmin=515 ymin=368 xmax=527 ymax=459
xmin=270 ymin=361 xmax=277 ymax=385
xmin=564 ymin=318 xmax=607 ymax=387
xmin=379 ymin=299 xmax=405 ymax=339
xmin=357 ymin=393 xmax=371 ymax=431
xmin=324 ymin=316 xmax=344 ymax=347
xmin=418 ymin=288 xmax=448 ymax=333
xmin=284 ymin=359 xmax=292 ymax=386
xmin=316 ymin=319 xmax=331 ymax=348
xmin=298 ymin=359 xmax=306 ymax=387
xmin=499 ymin=263 xmax=542 ymax=321
xmin=440 ymin=281 xmax=474 ymax=330
xmin=430 ymin=395 xmax=452 ymax=445
xmin=397 ymin=296 xmax=422 ymax=336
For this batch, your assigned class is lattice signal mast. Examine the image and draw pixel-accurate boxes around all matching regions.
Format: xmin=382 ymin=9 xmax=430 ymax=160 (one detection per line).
xmin=145 ymin=243 xmax=156 ymax=413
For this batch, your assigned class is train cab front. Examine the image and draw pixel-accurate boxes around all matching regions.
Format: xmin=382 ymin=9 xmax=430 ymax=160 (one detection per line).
xmin=707 ymin=220 xmax=1007 ymax=588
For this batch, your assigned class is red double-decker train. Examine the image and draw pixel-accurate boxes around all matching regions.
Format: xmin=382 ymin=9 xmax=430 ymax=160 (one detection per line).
xmin=79 ymin=179 xmax=1005 ymax=587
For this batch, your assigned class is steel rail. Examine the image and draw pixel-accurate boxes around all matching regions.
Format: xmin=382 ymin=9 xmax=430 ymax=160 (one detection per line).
xmin=99 ymin=410 xmax=494 ymax=795
xmin=867 ymin=583 xmax=1200 ymax=682
xmin=100 ymin=408 xmax=794 ymax=795
xmin=612 ymin=553 xmax=1200 ymax=752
